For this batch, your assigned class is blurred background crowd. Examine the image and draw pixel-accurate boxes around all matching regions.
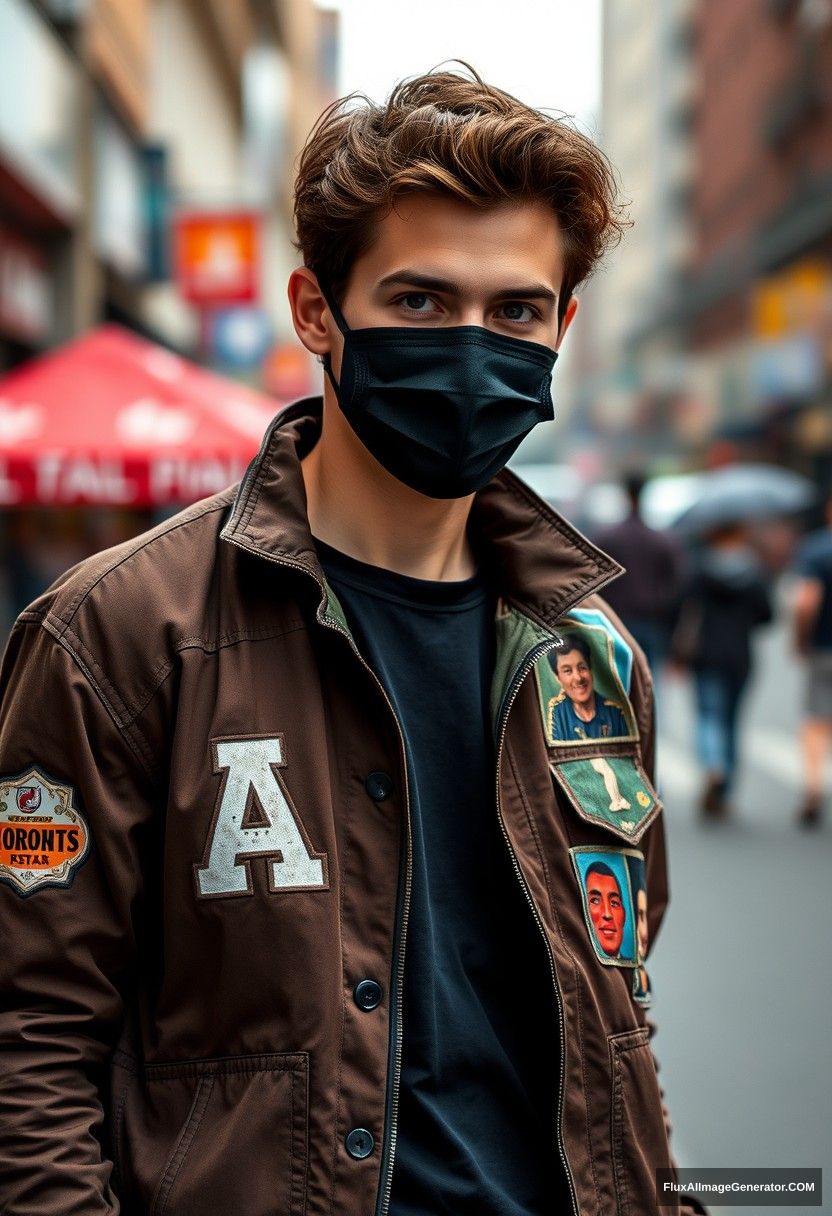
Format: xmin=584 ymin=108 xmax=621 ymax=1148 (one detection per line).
xmin=0 ymin=0 xmax=830 ymax=1206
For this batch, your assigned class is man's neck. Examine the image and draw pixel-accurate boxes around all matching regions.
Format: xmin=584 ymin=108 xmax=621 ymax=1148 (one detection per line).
xmin=301 ymin=400 xmax=478 ymax=582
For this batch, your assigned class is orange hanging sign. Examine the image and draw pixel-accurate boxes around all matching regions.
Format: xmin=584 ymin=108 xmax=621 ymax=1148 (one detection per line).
xmin=174 ymin=211 xmax=261 ymax=306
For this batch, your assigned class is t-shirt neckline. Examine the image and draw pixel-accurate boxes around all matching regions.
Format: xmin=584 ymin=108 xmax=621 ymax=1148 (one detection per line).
xmin=314 ymin=536 xmax=489 ymax=612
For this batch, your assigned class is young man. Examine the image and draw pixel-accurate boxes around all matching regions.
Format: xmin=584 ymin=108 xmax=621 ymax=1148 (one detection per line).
xmin=0 ymin=69 xmax=704 ymax=1215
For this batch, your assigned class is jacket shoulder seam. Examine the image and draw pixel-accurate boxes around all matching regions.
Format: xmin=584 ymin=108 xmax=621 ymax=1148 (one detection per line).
xmin=38 ymin=617 xmax=159 ymax=783
xmin=174 ymin=620 xmax=307 ymax=655
xmin=55 ymin=495 xmax=234 ymax=631
xmin=55 ymin=619 xmax=175 ymax=755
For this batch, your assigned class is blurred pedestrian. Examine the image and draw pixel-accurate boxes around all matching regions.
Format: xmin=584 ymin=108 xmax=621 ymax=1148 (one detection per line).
xmin=673 ymin=522 xmax=773 ymax=818
xmin=595 ymin=472 xmax=685 ymax=673
xmin=791 ymin=493 xmax=832 ymax=827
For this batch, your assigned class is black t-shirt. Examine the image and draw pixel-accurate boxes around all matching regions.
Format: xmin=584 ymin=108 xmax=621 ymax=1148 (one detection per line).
xmin=316 ymin=539 xmax=560 ymax=1216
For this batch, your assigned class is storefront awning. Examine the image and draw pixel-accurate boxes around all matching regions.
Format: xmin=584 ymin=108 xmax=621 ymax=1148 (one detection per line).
xmin=0 ymin=325 xmax=280 ymax=506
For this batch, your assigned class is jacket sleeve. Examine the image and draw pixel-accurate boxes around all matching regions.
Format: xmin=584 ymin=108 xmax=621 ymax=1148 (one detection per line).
xmin=631 ymin=646 xmax=709 ymax=1216
xmin=628 ymin=628 xmax=668 ymax=946
xmin=0 ymin=614 xmax=157 ymax=1215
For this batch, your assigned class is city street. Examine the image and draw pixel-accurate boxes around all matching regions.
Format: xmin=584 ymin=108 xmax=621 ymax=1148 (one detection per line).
xmin=649 ymin=592 xmax=832 ymax=1215
xmin=1 ymin=1 xmax=830 ymax=1212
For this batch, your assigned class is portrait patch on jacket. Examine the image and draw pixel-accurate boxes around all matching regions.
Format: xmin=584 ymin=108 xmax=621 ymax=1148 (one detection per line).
xmin=536 ymin=609 xmax=638 ymax=748
xmin=569 ymin=845 xmax=645 ymax=968
xmin=0 ymin=767 xmax=90 ymax=896
xmin=550 ymin=753 xmax=661 ymax=842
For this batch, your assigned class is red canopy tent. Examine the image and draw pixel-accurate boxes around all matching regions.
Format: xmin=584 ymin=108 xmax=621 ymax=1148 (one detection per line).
xmin=0 ymin=326 xmax=281 ymax=507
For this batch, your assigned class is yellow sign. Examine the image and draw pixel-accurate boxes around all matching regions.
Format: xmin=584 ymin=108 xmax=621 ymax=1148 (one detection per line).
xmin=752 ymin=260 xmax=830 ymax=340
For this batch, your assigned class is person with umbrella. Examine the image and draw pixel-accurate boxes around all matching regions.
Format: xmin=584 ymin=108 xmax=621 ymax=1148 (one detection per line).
xmin=671 ymin=464 xmax=812 ymax=818
xmin=672 ymin=499 xmax=780 ymax=819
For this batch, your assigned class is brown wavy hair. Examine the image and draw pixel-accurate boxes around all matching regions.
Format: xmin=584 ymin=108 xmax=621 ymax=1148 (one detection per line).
xmin=293 ymin=63 xmax=628 ymax=326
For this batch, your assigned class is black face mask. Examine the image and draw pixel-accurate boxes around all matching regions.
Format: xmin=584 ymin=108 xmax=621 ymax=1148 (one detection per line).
xmin=319 ymin=280 xmax=558 ymax=499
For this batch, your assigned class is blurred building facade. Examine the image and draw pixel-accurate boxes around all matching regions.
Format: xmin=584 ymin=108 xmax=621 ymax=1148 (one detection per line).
xmin=584 ymin=0 xmax=695 ymax=462
xmin=0 ymin=0 xmax=338 ymax=384
xmin=581 ymin=0 xmax=832 ymax=490
xmin=685 ymin=0 xmax=832 ymax=485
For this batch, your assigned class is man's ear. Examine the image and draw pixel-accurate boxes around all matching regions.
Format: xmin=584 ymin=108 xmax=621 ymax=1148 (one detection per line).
xmin=555 ymin=294 xmax=579 ymax=351
xmin=288 ymin=268 xmax=334 ymax=357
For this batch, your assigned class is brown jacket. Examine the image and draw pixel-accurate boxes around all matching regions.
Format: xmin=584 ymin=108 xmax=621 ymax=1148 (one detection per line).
xmin=0 ymin=400 xmax=702 ymax=1215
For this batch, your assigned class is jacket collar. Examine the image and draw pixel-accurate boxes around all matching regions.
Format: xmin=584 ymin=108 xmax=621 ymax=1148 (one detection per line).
xmin=220 ymin=397 xmax=623 ymax=630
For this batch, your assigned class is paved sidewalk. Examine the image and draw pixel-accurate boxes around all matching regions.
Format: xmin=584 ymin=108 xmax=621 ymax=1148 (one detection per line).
xmin=648 ymin=616 xmax=831 ymax=1216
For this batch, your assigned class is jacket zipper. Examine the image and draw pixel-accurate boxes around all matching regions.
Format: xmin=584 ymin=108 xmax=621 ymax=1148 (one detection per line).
xmin=218 ymin=540 xmax=412 ymax=1216
xmin=494 ymin=636 xmax=580 ymax=1216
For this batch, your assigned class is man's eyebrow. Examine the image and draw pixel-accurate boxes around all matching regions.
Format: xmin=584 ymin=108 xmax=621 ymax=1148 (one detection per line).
xmin=375 ymin=270 xmax=558 ymax=302
xmin=493 ymin=283 xmax=558 ymax=303
xmin=376 ymin=271 xmax=462 ymax=295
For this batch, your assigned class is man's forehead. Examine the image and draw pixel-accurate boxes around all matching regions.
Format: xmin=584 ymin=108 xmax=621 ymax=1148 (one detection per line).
xmin=354 ymin=194 xmax=564 ymax=295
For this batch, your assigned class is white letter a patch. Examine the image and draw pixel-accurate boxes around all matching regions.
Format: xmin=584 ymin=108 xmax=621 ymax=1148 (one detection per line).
xmin=195 ymin=735 xmax=328 ymax=898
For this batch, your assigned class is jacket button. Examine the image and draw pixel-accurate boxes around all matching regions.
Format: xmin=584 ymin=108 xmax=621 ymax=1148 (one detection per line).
xmin=354 ymin=979 xmax=383 ymax=1011
xmin=365 ymin=771 xmax=392 ymax=801
xmin=345 ymin=1127 xmax=375 ymax=1159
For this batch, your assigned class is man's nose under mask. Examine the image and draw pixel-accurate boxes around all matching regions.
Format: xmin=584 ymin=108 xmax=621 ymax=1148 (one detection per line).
xmin=318 ymin=279 xmax=558 ymax=499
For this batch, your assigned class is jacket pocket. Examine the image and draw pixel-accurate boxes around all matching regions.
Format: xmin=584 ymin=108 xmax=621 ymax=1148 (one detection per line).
xmin=119 ymin=1052 xmax=308 ymax=1216
xmin=609 ymin=1028 xmax=672 ymax=1215
xmin=551 ymin=752 xmax=662 ymax=845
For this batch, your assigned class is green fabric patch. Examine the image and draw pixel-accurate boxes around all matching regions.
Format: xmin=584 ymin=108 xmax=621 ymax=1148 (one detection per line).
xmin=321 ymin=579 xmax=353 ymax=641
xmin=552 ymin=755 xmax=660 ymax=843
xmin=491 ymin=600 xmax=554 ymax=735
